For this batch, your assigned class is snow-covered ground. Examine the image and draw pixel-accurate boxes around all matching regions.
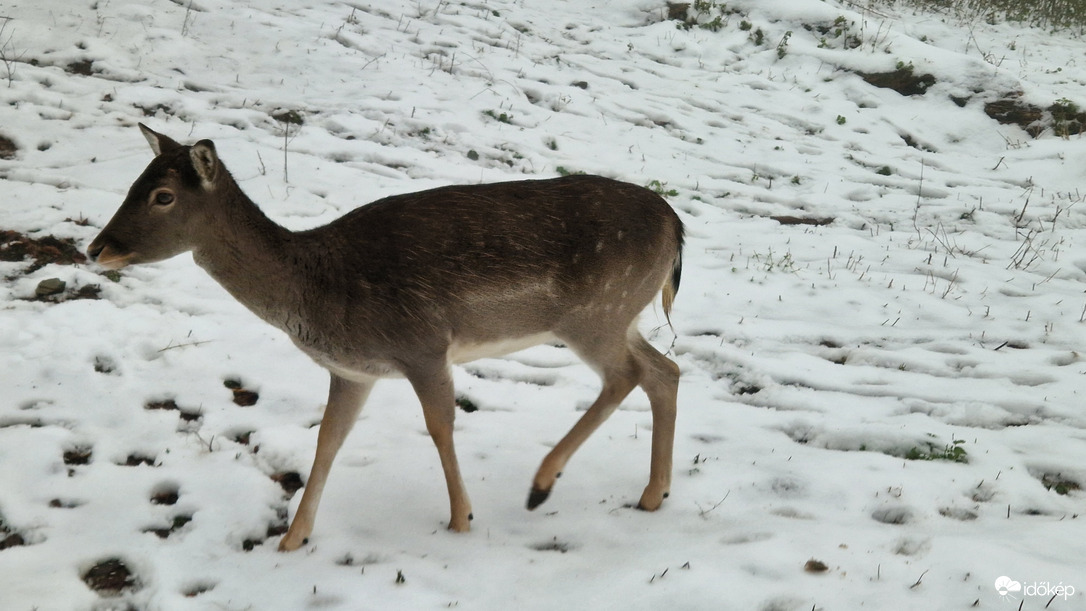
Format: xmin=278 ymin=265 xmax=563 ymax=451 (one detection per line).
xmin=1 ymin=0 xmax=1084 ymax=608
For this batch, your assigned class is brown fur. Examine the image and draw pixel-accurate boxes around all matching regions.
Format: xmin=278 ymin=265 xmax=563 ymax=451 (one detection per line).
xmin=88 ymin=124 xmax=683 ymax=551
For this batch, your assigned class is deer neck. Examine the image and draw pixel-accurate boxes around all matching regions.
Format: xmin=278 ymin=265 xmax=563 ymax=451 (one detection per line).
xmin=190 ymin=186 xmax=305 ymax=332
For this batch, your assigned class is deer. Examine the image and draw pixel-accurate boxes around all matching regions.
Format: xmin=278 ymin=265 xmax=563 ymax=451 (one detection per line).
xmin=87 ymin=124 xmax=683 ymax=552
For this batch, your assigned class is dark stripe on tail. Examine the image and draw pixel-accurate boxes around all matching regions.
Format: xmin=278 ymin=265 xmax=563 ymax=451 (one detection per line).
xmin=661 ymin=223 xmax=684 ymax=322
xmin=671 ymin=228 xmax=683 ymax=299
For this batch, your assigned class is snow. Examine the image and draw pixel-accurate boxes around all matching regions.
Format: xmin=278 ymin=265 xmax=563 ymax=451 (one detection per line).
xmin=1 ymin=0 xmax=1084 ymax=608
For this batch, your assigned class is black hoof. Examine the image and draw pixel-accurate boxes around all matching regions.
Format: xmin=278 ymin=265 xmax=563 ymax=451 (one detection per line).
xmin=526 ymin=486 xmax=551 ymax=510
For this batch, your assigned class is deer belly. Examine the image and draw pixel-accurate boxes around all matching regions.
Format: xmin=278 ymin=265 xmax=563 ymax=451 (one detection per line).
xmin=446 ymin=332 xmax=557 ymax=364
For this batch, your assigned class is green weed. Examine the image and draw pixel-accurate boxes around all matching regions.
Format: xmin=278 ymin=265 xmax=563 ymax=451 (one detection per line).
xmin=904 ymin=437 xmax=968 ymax=463
xmin=647 ymin=179 xmax=679 ymax=197
xmin=483 ymin=109 xmax=513 ymax=124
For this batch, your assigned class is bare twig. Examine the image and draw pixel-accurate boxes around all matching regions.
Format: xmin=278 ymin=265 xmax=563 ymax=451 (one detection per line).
xmin=696 ymin=492 xmax=730 ymax=518
xmin=1014 ymin=191 xmax=1032 ymax=227
xmin=158 ymin=340 xmax=213 ymax=353
xmin=0 ymin=16 xmax=26 ymax=87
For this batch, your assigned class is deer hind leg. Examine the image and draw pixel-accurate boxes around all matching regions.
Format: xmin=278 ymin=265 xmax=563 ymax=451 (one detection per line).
xmin=527 ymin=333 xmax=641 ymax=509
xmin=280 ymin=373 xmax=374 ymax=552
xmin=629 ymin=333 xmax=679 ymax=511
xmin=406 ymin=364 xmax=473 ymax=533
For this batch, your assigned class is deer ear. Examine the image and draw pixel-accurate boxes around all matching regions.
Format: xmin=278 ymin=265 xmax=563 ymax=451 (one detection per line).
xmin=190 ymin=140 xmax=219 ymax=189
xmin=138 ymin=123 xmax=182 ymax=156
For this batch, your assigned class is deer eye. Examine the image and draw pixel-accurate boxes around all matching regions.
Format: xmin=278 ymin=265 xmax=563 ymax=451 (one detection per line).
xmin=152 ymin=191 xmax=175 ymax=206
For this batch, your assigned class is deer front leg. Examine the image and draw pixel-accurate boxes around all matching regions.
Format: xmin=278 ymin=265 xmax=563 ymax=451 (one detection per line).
xmin=279 ymin=373 xmax=374 ymax=552
xmin=406 ymin=364 xmax=473 ymax=532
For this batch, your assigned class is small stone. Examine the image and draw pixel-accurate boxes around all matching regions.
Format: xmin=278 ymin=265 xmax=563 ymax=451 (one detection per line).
xmin=35 ymin=278 xmax=66 ymax=297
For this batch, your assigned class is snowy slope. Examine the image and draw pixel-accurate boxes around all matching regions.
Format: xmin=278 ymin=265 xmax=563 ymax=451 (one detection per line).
xmin=1 ymin=0 xmax=1084 ymax=609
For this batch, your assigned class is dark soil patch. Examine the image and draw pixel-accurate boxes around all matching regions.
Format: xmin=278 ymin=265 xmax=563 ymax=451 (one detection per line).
xmin=732 ymin=382 xmax=763 ymax=395
xmin=666 ymin=2 xmax=690 ymax=21
xmin=124 ymin=454 xmax=156 ymax=467
xmin=1 ymin=517 xmax=26 ymax=551
xmin=29 ymin=279 xmax=102 ymax=303
xmin=144 ymin=514 xmax=192 ymax=539
xmin=63 ymin=446 xmax=93 ymax=466
xmin=82 ymin=558 xmax=138 ymax=596
xmin=49 ymin=498 xmax=84 ymax=509
xmin=224 ymin=379 xmax=260 ymax=406
xmin=0 ymin=532 xmax=26 ymax=550
xmin=1049 ymin=101 xmax=1086 ymax=136
xmin=66 ymin=59 xmax=95 ymax=76
xmin=232 ymin=389 xmax=259 ymax=406
xmin=271 ymin=471 xmax=304 ymax=496
xmin=178 ymin=410 xmax=201 ymax=422
xmin=145 ymin=399 xmax=180 ymax=412
xmin=771 ymin=215 xmax=834 ymax=226
xmin=243 ymin=510 xmax=290 ymax=550
xmin=982 ymin=96 xmax=1085 ymax=137
xmin=68 ymin=283 xmax=102 ymax=300
xmin=0 ymin=135 xmax=16 ymax=159
xmin=145 ymin=398 xmax=201 ymax=421
xmin=151 ymin=488 xmax=179 ymax=506
xmin=266 ymin=508 xmax=289 ymax=538
xmin=859 ymin=68 xmax=935 ymax=96
xmin=94 ymin=356 xmax=116 ymax=374
xmin=0 ymin=230 xmax=87 ymax=274
xmin=985 ymin=98 xmax=1044 ymax=136
xmin=137 ymin=102 xmax=174 ymax=117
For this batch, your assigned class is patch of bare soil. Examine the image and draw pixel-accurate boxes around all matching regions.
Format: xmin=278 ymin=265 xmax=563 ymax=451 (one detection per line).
xmin=0 ymin=517 xmax=26 ymax=551
xmin=224 ymin=379 xmax=260 ymax=406
xmin=81 ymin=558 xmax=138 ymax=597
xmin=771 ymin=215 xmax=835 ymax=226
xmin=983 ymin=94 xmax=1086 ymax=137
xmin=0 ymin=135 xmax=16 ymax=159
xmin=0 ymin=229 xmax=87 ymax=274
xmin=858 ymin=67 xmax=935 ymax=96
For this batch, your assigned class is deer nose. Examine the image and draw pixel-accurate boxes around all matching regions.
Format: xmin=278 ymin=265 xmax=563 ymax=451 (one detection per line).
xmin=87 ymin=241 xmax=105 ymax=261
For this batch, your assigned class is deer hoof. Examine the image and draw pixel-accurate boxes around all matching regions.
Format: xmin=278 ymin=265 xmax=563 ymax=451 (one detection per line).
xmin=526 ymin=486 xmax=551 ymax=510
xmin=636 ymin=489 xmax=668 ymax=512
xmin=278 ymin=534 xmax=308 ymax=552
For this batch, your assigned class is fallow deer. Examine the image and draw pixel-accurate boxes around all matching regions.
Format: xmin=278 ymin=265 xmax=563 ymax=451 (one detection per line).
xmin=88 ymin=124 xmax=683 ymax=551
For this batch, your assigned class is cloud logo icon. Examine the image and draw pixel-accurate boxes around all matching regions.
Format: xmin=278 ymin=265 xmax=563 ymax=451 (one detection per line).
xmin=995 ymin=576 xmax=1022 ymax=596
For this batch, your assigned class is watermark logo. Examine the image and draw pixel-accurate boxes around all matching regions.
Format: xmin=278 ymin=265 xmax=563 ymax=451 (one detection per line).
xmin=995 ymin=576 xmax=1022 ymax=598
xmin=996 ymin=576 xmax=1075 ymax=603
